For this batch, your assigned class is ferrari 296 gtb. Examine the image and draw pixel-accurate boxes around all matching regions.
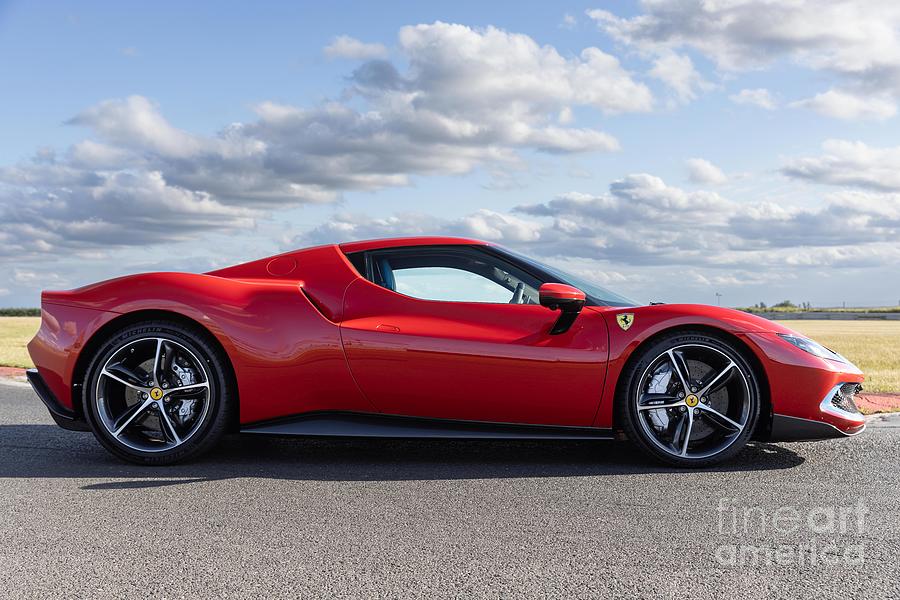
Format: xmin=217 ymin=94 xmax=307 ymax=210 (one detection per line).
xmin=26 ymin=237 xmax=866 ymax=466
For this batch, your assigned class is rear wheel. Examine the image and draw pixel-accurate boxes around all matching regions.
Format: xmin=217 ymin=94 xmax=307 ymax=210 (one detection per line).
xmin=617 ymin=331 xmax=761 ymax=467
xmin=82 ymin=320 xmax=232 ymax=465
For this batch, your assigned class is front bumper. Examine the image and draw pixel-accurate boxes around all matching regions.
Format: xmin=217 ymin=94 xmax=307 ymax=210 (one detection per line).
xmin=26 ymin=369 xmax=90 ymax=432
xmin=769 ymin=382 xmax=866 ymax=441
xmin=743 ymin=332 xmax=866 ymax=441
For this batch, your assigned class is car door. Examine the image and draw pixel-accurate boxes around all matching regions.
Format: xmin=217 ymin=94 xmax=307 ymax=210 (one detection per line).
xmin=339 ymin=245 xmax=610 ymax=427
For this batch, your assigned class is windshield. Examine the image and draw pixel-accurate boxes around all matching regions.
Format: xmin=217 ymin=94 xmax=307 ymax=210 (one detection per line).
xmin=492 ymin=247 xmax=639 ymax=307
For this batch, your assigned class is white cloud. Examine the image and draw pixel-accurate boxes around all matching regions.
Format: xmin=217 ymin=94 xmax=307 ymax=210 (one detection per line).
xmin=590 ymin=1 xmax=900 ymax=117
xmin=686 ymin=158 xmax=728 ymax=185
xmin=517 ymin=177 xmax=900 ymax=266
xmin=68 ymin=96 xmax=205 ymax=159
xmin=729 ymin=88 xmax=777 ymax=110
xmin=323 ymin=35 xmax=389 ymax=60
xmin=304 ymin=173 xmax=900 ymax=271
xmin=790 ymin=88 xmax=897 ymax=120
xmin=520 ymin=174 xmax=732 ymax=225
xmin=589 ymin=1 xmax=900 ymax=75
xmin=512 ymin=175 xmax=736 ymax=264
xmin=0 ymin=164 xmax=255 ymax=257
xmin=727 ymin=193 xmax=900 ymax=249
xmin=459 ymin=210 xmax=543 ymax=242
xmin=13 ymin=270 xmax=42 ymax=284
xmin=649 ymin=53 xmax=711 ymax=102
xmin=689 ymin=271 xmax=785 ymax=288
xmin=524 ymin=126 xmax=619 ymax=153
xmin=68 ymin=139 xmax=134 ymax=168
xmin=396 ymin=23 xmax=652 ymax=116
xmin=0 ymin=22 xmax=653 ymax=260
xmin=710 ymin=243 xmax=900 ymax=270
xmin=782 ymin=140 xmax=900 ymax=191
xmin=9 ymin=268 xmax=69 ymax=290
xmin=298 ymin=209 xmax=543 ymax=247
xmin=560 ymin=13 xmax=577 ymax=29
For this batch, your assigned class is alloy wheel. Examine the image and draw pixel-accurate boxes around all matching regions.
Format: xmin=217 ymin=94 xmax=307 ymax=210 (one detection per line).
xmin=94 ymin=337 xmax=212 ymax=452
xmin=634 ymin=343 xmax=752 ymax=460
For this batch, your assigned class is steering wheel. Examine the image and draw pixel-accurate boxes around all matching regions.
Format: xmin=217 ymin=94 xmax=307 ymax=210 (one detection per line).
xmin=509 ymin=282 xmax=525 ymax=304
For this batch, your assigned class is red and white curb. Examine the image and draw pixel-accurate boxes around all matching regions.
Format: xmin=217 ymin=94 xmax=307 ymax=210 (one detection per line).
xmin=0 ymin=367 xmax=30 ymax=387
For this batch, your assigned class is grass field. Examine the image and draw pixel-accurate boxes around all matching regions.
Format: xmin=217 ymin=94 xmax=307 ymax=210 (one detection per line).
xmin=741 ymin=306 xmax=900 ymax=314
xmin=0 ymin=317 xmax=40 ymax=369
xmin=1 ymin=316 xmax=898 ymax=392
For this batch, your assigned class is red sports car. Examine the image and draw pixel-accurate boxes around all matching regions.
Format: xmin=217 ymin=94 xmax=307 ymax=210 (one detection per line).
xmin=26 ymin=237 xmax=866 ymax=466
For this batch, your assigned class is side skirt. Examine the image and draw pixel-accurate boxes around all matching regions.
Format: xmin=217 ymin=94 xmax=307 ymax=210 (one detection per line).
xmin=241 ymin=412 xmax=615 ymax=440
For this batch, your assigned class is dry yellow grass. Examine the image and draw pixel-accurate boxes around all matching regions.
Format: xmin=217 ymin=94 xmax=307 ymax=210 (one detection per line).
xmin=1 ymin=316 xmax=898 ymax=393
xmin=0 ymin=316 xmax=40 ymax=369
xmin=780 ymin=320 xmax=900 ymax=394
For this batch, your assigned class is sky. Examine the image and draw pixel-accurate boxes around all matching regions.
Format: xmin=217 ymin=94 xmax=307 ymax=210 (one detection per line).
xmin=2 ymin=0 xmax=900 ymax=308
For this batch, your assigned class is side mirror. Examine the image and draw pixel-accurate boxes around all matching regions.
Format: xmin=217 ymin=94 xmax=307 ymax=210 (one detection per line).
xmin=539 ymin=283 xmax=586 ymax=335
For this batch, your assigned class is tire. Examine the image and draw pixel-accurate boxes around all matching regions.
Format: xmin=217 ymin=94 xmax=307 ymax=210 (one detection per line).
xmin=616 ymin=330 xmax=761 ymax=468
xmin=82 ymin=320 xmax=233 ymax=465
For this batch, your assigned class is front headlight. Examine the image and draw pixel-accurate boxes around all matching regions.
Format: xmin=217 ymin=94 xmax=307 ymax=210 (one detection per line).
xmin=778 ymin=334 xmax=847 ymax=362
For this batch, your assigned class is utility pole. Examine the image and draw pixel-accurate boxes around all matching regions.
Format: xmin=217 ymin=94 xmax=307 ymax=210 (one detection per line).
xmin=715 ymin=292 xmax=722 ymax=307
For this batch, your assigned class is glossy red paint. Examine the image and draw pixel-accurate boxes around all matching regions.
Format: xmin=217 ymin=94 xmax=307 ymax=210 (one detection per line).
xmin=591 ymin=304 xmax=864 ymax=434
xmin=27 ymin=237 xmax=865 ymax=438
xmin=29 ymin=245 xmax=372 ymax=423
xmin=341 ymin=277 xmax=608 ymax=426
xmin=743 ymin=332 xmax=864 ymax=431
xmin=538 ymin=283 xmax=587 ymax=303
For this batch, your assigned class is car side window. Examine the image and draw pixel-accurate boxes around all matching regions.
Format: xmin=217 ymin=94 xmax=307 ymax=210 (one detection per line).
xmin=393 ymin=267 xmax=515 ymax=303
xmin=365 ymin=247 xmax=541 ymax=304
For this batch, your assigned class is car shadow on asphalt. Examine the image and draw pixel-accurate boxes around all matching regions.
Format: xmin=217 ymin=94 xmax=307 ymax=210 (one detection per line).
xmin=0 ymin=424 xmax=806 ymax=489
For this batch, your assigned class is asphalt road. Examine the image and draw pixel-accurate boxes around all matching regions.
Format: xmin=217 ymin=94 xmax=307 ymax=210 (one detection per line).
xmin=1 ymin=381 xmax=898 ymax=599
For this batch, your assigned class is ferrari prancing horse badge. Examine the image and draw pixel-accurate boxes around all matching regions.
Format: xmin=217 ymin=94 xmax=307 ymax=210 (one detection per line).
xmin=616 ymin=313 xmax=634 ymax=331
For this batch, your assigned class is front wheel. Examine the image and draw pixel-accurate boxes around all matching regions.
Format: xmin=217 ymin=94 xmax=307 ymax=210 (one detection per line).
xmin=616 ymin=331 xmax=761 ymax=467
xmin=82 ymin=320 xmax=233 ymax=465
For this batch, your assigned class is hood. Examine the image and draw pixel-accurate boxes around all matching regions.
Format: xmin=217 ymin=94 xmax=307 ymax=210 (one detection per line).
xmin=592 ymin=303 xmax=798 ymax=335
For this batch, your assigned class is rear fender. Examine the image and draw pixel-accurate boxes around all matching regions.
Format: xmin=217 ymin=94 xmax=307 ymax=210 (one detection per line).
xmin=29 ymin=272 xmax=372 ymax=423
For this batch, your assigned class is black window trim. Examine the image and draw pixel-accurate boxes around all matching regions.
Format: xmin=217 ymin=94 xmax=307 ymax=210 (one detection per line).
xmin=345 ymin=243 xmax=627 ymax=307
xmin=347 ymin=244 xmax=547 ymax=305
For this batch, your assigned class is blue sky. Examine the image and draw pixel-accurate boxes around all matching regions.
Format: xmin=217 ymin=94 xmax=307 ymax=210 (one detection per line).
xmin=2 ymin=0 xmax=900 ymax=308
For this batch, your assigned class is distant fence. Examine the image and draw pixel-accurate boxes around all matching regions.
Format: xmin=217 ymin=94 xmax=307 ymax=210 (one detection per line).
xmin=753 ymin=311 xmax=900 ymax=321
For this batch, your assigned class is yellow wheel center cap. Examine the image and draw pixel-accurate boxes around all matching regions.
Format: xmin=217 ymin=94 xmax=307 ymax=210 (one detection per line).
xmin=685 ymin=394 xmax=699 ymax=407
xmin=149 ymin=387 xmax=164 ymax=401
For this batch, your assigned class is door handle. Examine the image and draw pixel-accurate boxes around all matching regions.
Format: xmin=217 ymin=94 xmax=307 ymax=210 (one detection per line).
xmin=375 ymin=324 xmax=401 ymax=333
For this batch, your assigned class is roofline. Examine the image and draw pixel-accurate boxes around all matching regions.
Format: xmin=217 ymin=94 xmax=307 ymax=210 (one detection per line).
xmin=338 ymin=236 xmax=490 ymax=254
